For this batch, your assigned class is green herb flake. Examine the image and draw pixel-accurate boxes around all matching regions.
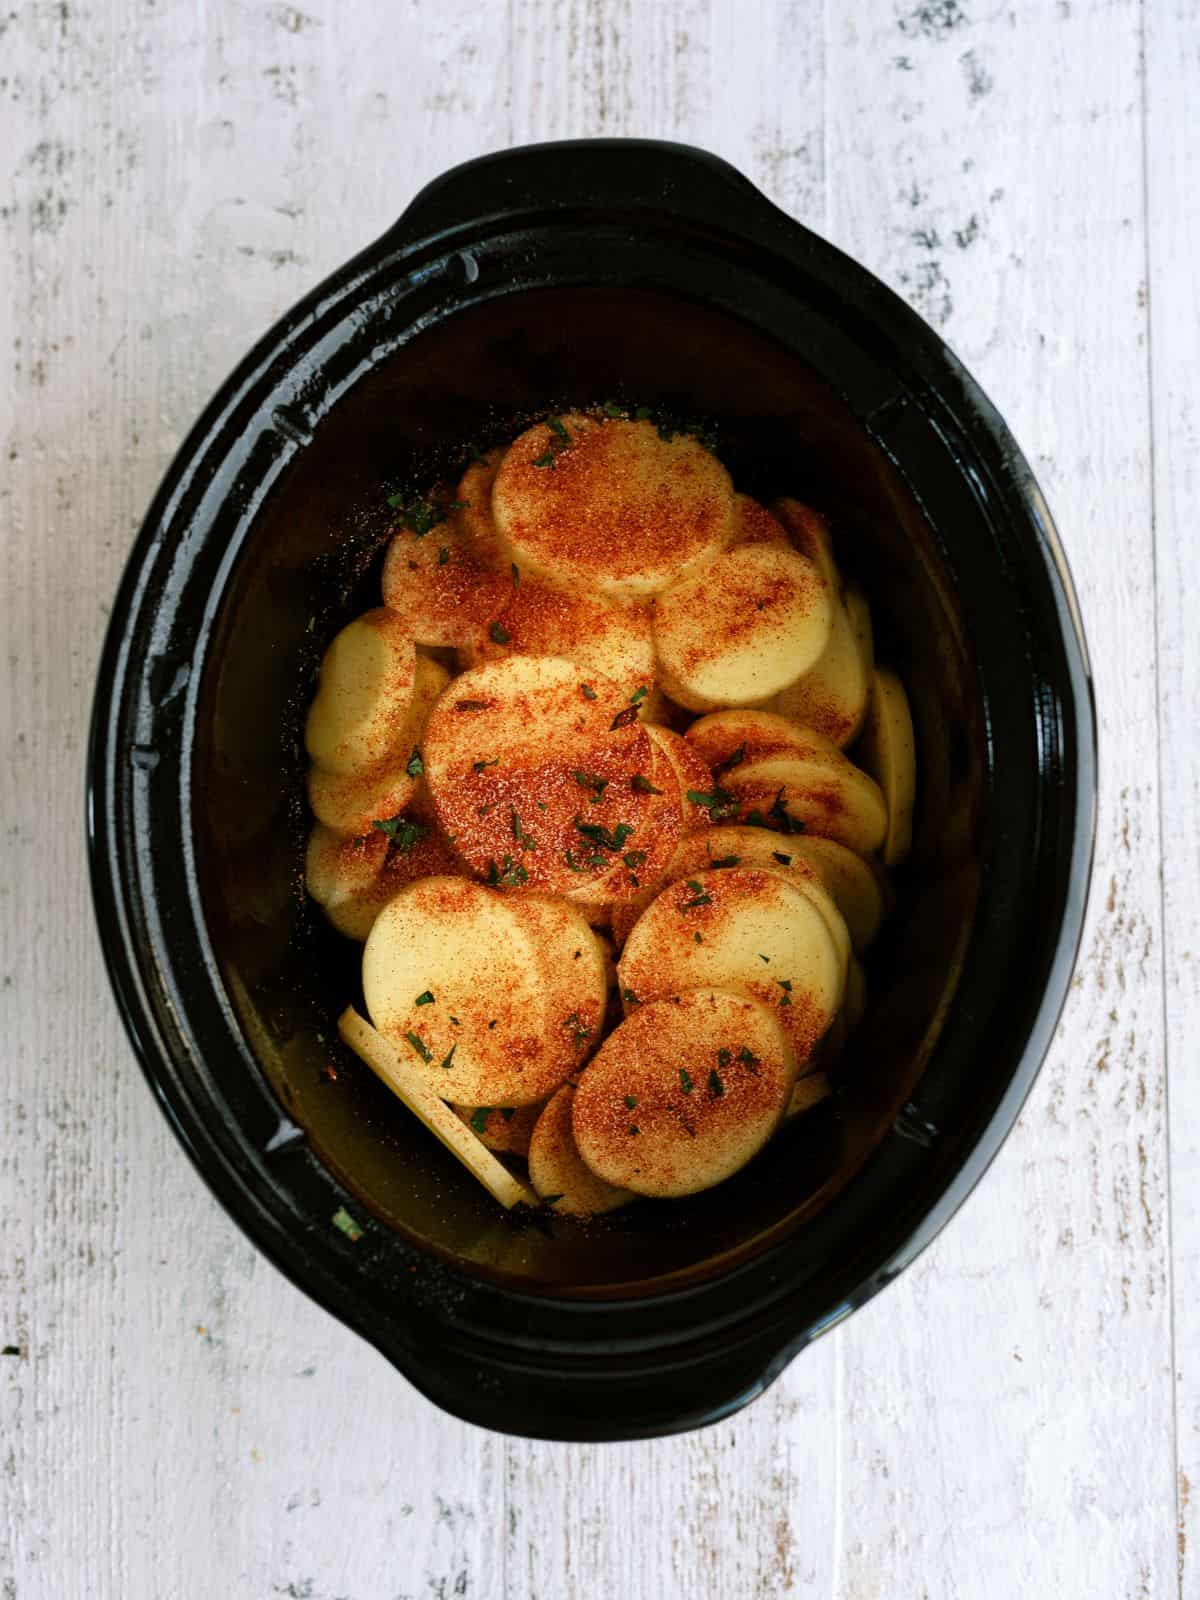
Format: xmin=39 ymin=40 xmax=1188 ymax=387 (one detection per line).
xmin=631 ymin=772 xmax=664 ymax=795
xmin=574 ymin=769 xmax=610 ymax=799
xmin=469 ymin=1107 xmax=492 ymax=1135
xmin=776 ymin=978 xmax=793 ymax=1007
xmin=547 ymin=415 xmax=570 ymax=441
xmin=686 ymin=786 xmax=739 ymax=821
xmin=473 ymin=756 xmax=499 ymax=772
xmin=602 ymin=400 xmax=625 ymax=418
xmin=629 ymin=1125 xmax=640 ymax=1137
xmin=716 ymin=743 xmax=747 ymax=773
xmin=610 ymin=705 xmax=640 ymax=731
xmin=332 ymin=1206 xmax=363 ymax=1242
xmin=542 ymin=1193 xmax=565 ymax=1205
xmin=708 ymin=1069 xmax=725 ymax=1098
xmin=485 ymin=854 xmax=530 ymax=888
xmin=575 ymin=817 xmax=635 ymax=854
xmin=406 ymin=747 xmax=424 ymax=779
xmin=389 ymin=494 xmax=450 ymax=537
xmin=490 ymin=621 xmax=511 ymax=644
xmin=510 ymin=807 xmax=536 ymax=851
xmin=511 ymin=562 xmax=520 ymax=587
xmin=532 ymin=450 xmax=558 ymax=469
xmin=624 ymin=1094 xmax=638 ymax=1110
xmin=680 ymin=879 xmax=712 ymax=911
xmin=679 ymin=1067 xmax=693 ymax=1095
xmin=414 ymin=990 xmax=435 ymax=1007
xmin=769 ymin=786 xmax=806 ymax=834
xmin=372 ymin=814 xmax=428 ymax=855
xmin=438 ymin=546 xmax=450 ymax=565
xmin=623 ymin=987 xmax=640 ymax=1007
xmin=623 ymin=849 xmax=647 ymax=870
xmin=404 ymin=1031 xmax=433 ymax=1063
xmin=709 ymin=854 xmax=740 ymax=868
xmin=737 ymin=1046 xmax=760 ymax=1073
xmin=717 ymin=1048 xmax=732 ymax=1069
xmin=772 ymin=851 xmax=793 ymax=865
xmin=563 ymin=1012 xmax=593 ymax=1047
xmin=759 ymin=953 xmax=771 ymax=963
xmin=580 ymin=682 xmax=598 ymax=701
xmin=629 ymin=685 xmax=649 ymax=704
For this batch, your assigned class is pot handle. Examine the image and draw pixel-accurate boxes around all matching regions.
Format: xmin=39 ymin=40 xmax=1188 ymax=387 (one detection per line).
xmin=389 ymin=137 xmax=791 ymax=248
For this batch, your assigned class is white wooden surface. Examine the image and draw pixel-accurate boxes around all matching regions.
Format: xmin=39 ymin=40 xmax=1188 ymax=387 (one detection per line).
xmin=1 ymin=1 xmax=1196 ymax=1594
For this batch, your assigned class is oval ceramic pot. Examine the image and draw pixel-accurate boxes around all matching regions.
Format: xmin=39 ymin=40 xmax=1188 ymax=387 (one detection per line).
xmin=88 ymin=139 xmax=1096 ymax=1441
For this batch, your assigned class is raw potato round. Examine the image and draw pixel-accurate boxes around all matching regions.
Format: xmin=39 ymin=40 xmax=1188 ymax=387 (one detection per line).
xmin=653 ymin=541 xmax=833 ymax=711
xmin=453 ymin=1101 xmax=542 ymax=1158
xmin=685 ymin=708 xmax=843 ymax=773
xmin=381 ymin=499 xmax=511 ymax=650
xmin=618 ymin=867 xmax=845 ymax=1065
xmin=423 ymin=656 xmax=676 ymax=898
xmin=572 ymin=989 xmax=794 ymax=1198
xmin=769 ymin=835 xmax=886 ymax=952
xmin=492 ymin=413 xmax=736 ymax=600
xmin=528 ymin=1085 xmax=636 ymax=1216
xmin=459 ymin=577 xmax=655 ymax=693
xmin=721 ymin=749 xmax=887 ymax=856
xmin=771 ymin=497 xmax=839 ymax=589
xmin=304 ymin=608 xmax=416 ymax=776
xmin=506 ymin=894 xmax=609 ymax=1080
xmin=307 ymin=654 xmax=450 ymax=837
xmin=644 ymin=722 xmax=717 ymax=834
xmin=305 ymin=824 xmax=390 ymax=941
xmin=769 ymin=585 xmax=874 ymax=748
xmin=452 ymin=448 xmax=507 ymax=564
xmin=857 ymin=666 xmax=917 ymax=865
xmin=733 ymin=494 xmax=790 ymax=548
xmin=785 ymin=1072 xmax=832 ymax=1122
xmin=608 ymin=825 xmax=853 ymax=981
xmin=363 ymin=876 xmax=565 ymax=1106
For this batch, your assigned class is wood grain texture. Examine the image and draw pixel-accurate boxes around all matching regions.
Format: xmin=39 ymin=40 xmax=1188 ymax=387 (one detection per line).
xmin=0 ymin=1 xmax=1194 ymax=1596
xmin=1147 ymin=5 xmax=1200 ymax=1594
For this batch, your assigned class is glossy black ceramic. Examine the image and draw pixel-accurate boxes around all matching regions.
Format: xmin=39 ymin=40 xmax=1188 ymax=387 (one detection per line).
xmin=88 ymin=139 xmax=1095 ymax=1441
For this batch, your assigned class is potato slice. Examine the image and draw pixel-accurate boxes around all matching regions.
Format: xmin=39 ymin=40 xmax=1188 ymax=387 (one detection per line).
xmin=565 ymin=731 xmax=682 ymax=908
xmin=491 ymin=413 xmax=736 ymax=600
xmin=784 ymin=1071 xmax=832 ymax=1121
xmin=653 ymin=542 xmax=833 ymax=712
xmin=721 ymin=749 xmax=887 ymax=856
xmin=765 ymin=835 xmax=886 ymax=951
xmin=304 ymin=608 xmax=416 ymax=776
xmin=363 ymin=876 xmax=567 ymax=1106
xmin=381 ymin=500 xmax=511 ymax=650
xmin=506 ymin=894 xmax=609 ymax=1081
xmin=770 ymin=497 xmax=839 ymax=589
xmin=733 ymin=494 xmax=790 ymax=548
xmin=608 ymin=825 xmax=852 ymax=983
xmin=305 ymin=824 xmax=391 ymax=941
xmin=528 ymin=1084 xmax=636 ymax=1216
xmin=618 ymin=867 xmax=845 ymax=1064
xmin=459 ymin=577 xmax=655 ymax=693
xmin=453 ymin=1101 xmax=542 ymax=1158
xmin=338 ymin=1006 xmax=535 ymax=1209
xmin=307 ymin=654 xmax=450 ymax=837
xmin=644 ymin=723 xmax=717 ymax=834
xmin=423 ymin=656 xmax=673 ymax=898
xmin=684 ymin=708 xmax=842 ymax=774
xmin=856 ymin=666 xmax=917 ymax=865
xmin=452 ymin=448 xmax=506 ymax=564
xmin=769 ymin=586 xmax=874 ymax=748
xmin=573 ymin=989 xmax=794 ymax=1198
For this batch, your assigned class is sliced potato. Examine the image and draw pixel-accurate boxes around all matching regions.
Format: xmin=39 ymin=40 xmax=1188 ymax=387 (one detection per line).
xmin=645 ymin=723 xmax=717 ymax=834
xmin=769 ymin=585 xmax=873 ymax=748
xmin=491 ymin=413 xmax=736 ymax=600
xmin=305 ymin=824 xmax=391 ymax=941
xmin=506 ymin=894 xmax=609 ymax=1080
xmin=307 ymin=654 xmax=450 ymax=837
xmin=618 ymin=867 xmax=845 ymax=1064
xmin=572 ymin=989 xmax=794 ymax=1198
xmin=452 ymin=448 xmax=506 ymax=564
xmin=607 ymin=825 xmax=851 ymax=987
xmin=766 ymin=834 xmax=886 ymax=951
xmin=304 ymin=608 xmax=416 ymax=776
xmin=528 ymin=1084 xmax=636 ymax=1215
xmin=856 ymin=666 xmax=916 ymax=865
xmin=784 ymin=1072 xmax=832 ymax=1121
xmin=733 ymin=494 xmax=790 ymax=548
xmin=423 ymin=656 xmax=670 ymax=898
xmin=338 ymin=1006 xmax=535 ymax=1209
xmin=721 ymin=749 xmax=887 ymax=856
xmin=653 ymin=542 xmax=833 ymax=712
xmin=453 ymin=1101 xmax=542 ymax=1158
xmin=459 ymin=577 xmax=655 ymax=693
xmin=770 ymin=497 xmax=839 ymax=589
xmin=362 ymin=876 xmax=567 ymax=1106
xmin=565 ymin=731 xmax=682 ymax=908
xmin=381 ymin=504 xmax=511 ymax=650
xmin=684 ymin=708 xmax=837 ymax=772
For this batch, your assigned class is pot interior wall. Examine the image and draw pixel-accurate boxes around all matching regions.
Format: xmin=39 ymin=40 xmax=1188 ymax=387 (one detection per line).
xmin=194 ymin=287 xmax=982 ymax=1293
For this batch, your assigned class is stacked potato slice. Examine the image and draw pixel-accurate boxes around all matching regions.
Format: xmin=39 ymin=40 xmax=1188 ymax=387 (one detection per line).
xmin=307 ymin=411 xmax=917 ymax=1216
